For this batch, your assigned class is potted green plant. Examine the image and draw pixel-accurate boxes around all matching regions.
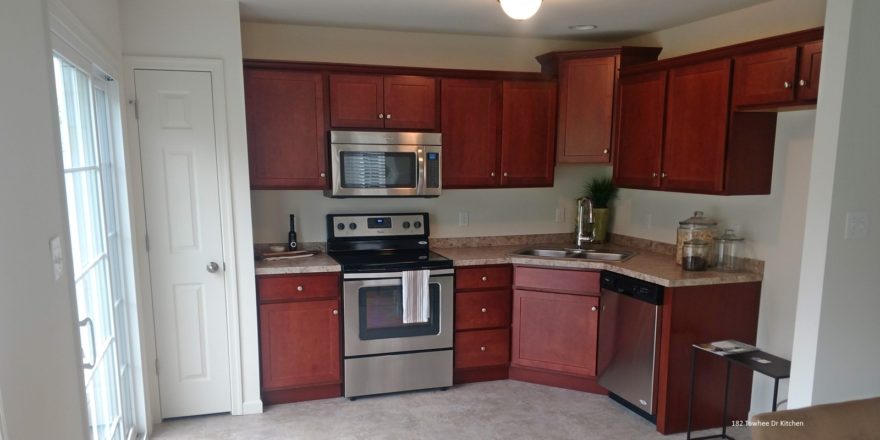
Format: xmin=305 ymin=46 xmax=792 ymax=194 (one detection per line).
xmin=584 ymin=177 xmax=618 ymax=243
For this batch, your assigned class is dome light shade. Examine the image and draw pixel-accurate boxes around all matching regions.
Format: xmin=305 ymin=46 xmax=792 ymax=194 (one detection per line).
xmin=499 ymin=0 xmax=542 ymax=20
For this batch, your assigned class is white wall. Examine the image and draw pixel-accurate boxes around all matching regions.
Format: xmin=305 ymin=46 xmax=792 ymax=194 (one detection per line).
xmin=789 ymin=0 xmax=880 ymax=408
xmin=617 ymin=0 xmax=826 ymax=414
xmin=120 ymin=0 xmax=262 ymax=417
xmin=0 ymin=0 xmax=89 ymax=438
xmin=242 ymin=22 xmax=612 ymax=242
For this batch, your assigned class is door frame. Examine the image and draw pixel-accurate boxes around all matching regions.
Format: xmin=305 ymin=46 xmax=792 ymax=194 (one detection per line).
xmin=123 ymin=57 xmax=244 ymax=422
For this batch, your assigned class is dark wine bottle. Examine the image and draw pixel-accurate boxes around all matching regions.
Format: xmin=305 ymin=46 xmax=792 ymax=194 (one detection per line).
xmin=287 ymin=214 xmax=297 ymax=251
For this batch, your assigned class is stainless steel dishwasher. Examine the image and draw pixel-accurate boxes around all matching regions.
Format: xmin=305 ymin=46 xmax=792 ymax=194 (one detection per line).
xmin=597 ymin=270 xmax=664 ymax=422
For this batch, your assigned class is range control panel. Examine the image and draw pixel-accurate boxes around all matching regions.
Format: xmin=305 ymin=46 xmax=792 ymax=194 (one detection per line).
xmin=328 ymin=213 xmax=427 ymax=239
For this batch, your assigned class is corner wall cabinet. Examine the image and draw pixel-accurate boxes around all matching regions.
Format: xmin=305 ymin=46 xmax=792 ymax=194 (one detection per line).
xmin=536 ymin=47 xmax=662 ymax=164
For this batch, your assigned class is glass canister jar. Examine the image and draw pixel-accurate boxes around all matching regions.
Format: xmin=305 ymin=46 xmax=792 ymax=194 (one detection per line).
xmin=675 ymin=211 xmax=717 ymax=266
xmin=681 ymin=239 xmax=711 ymax=271
xmin=714 ymin=229 xmax=745 ymax=271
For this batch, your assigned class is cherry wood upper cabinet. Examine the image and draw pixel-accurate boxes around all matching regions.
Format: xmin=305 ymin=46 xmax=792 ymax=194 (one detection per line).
xmin=733 ymin=39 xmax=823 ymax=108
xmin=440 ymin=78 xmax=501 ymax=188
xmin=500 ymin=80 xmax=557 ymax=187
xmin=796 ymin=41 xmax=822 ymax=101
xmin=613 ymin=71 xmax=666 ymax=189
xmin=662 ymin=59 xmax=731 ymax=193
xmin=556 ymin=57 xmax=616 ymax=163
xmin=244 ymin=68 xmax=327 ymax=189
xmin=328 ymin=74 xmax=384 ymax=128
xmin=383 ymin=76 xmax=437 ymax=129
xmin=329 ymin=74 xmax=437 ymax=130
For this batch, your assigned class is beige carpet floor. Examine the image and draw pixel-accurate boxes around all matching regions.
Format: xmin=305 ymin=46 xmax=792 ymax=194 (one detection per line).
xmin=152 ymin=380 xmax=752 ymax=439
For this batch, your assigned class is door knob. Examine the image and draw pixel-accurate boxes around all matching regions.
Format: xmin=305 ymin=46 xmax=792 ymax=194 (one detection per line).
xmin=206 ymin=262 xmax=220 ymax=273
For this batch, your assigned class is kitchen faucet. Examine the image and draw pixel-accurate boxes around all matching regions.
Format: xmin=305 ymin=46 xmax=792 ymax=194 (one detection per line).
xmin=576 ymin=197 xmax=595 ymax=248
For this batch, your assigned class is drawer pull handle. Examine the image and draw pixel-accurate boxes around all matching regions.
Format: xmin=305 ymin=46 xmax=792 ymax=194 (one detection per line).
xmin=481 ymin=276 xmax=488 ymax=281
xmin=481 ymin=307 xmax=487 ymax=313
xmin=297 ymin=285 xmax=304 ymax=292
xmin=480 ymin=346 xmax=486 ymax=352
xmin=591 ymin=306 xmax=598 ymax=312
xmin=332 ymin=309 xmax=338 ymax=316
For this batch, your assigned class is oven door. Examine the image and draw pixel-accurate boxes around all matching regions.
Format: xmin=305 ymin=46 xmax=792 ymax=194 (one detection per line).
xmin=329 ymin=143 xmax=441 ymax=197
xmin=343 ymin=269 xmax=453 ymax=357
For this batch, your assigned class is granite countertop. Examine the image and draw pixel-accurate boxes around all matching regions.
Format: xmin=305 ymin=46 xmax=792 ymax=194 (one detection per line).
xmin=433 ymin=243 xmax=763 ymax=288
xmin=254 ymin=252 xmax=340 ymax=275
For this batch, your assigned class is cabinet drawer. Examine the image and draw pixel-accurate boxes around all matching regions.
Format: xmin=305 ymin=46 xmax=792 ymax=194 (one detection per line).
xmin=456 ymin=265 xmax=512 ymax=290
xmin=514 ymin=266 xmax=599 ymax=294
xmin=257 ymin=273 xmax=340 ymax=302
xmin=455 ymin=329 xmax=510 ymax=369
xmin=455 ymin=290 xmax=511 ymax=330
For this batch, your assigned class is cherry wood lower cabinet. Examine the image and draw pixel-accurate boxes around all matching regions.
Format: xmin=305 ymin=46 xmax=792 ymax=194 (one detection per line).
xmin=257 ymin=273 xmax=342 ymax=404
xmin=509 ymin=266 xmax=605 ymax=394
xmin=453 ymin=265 xmax=512 ymax=384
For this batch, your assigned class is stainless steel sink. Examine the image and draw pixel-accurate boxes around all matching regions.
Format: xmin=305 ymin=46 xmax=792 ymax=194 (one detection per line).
xmin=514 ymin=246 xmax=636 ymax=262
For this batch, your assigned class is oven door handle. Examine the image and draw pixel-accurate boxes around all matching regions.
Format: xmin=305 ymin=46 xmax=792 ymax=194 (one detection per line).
xmin=343 ymin=268 xmax=454 ymax=280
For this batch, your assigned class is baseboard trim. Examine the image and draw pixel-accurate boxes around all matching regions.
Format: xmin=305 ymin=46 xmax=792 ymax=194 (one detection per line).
xmin=241 ymin=399 xmax=263 ymax=415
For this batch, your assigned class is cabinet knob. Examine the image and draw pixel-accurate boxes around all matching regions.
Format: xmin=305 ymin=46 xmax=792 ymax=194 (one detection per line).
xmin=480 ymin=346 xmax=486 ymax=352
xmin=386 ymin=114 xmax=391 ymax=120
xmin=591 ymin=306 xmax=598 ymax=312
xmin=332 ymin=309 xmax=338 ymax=316
xmin=297 ymin=285 xmax=304 ymax=292
xmin=603 ymin=149 xmax=609 ymax=155
xmin=320 ymin=172 xmax=326 ymax=178
xmin=783 ymin=81 xmax=792 ymax=89
xmin=490 ymin=172 xmax=495 ymax=177
xmin=652 ymin=172 xmax=658 ymax=178
xmin=799 ymin=79 xmax=807 ymax=87
xmin=661 ymin=172 xmax=667 ymax=178
xmin=481 ymin=307 xmax=487 ymax=313
xmin=503 ymin=172 xmax=508 ymax=177
xmin=481 ymin=276 xmax=488 ymax=281
xmin=378 ymin=113 xmax=385 ymax=119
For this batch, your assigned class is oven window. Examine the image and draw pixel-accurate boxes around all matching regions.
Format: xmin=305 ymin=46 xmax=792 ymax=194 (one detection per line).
xmin=340 ymin=151 xmax=416 ymax=188
xmin=358 ymin=283 xmax=440 ymax=340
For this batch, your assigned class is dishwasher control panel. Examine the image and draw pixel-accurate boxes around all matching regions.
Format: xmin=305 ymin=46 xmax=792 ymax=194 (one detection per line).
xmin=600 ymin=271 xmax=663 ymax=305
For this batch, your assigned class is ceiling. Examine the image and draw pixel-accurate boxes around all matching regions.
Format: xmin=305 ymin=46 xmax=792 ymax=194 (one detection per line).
xmin=238 ymin=0 xmax=771 ymax=41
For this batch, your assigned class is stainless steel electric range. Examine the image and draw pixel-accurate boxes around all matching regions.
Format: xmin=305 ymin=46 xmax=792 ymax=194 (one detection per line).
xmin=326 ymin=213 xmax=454 ymax=399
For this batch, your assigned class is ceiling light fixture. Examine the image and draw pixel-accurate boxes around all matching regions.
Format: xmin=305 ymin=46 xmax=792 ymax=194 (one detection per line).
xmin=568 ymin=24 xmax=598 ymax=31
xmin=499 ymin=0 xmax=542 ymax=20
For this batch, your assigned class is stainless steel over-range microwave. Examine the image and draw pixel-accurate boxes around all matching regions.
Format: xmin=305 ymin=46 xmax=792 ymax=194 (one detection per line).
xmin=326 ymin=130 xmax=442 ymax=198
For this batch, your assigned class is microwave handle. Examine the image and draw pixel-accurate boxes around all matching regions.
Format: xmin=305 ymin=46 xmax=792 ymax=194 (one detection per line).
xmin=417 ymin=148 xmax=427 ymax=196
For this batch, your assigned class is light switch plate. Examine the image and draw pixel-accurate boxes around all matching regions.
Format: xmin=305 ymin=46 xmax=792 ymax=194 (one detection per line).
xmin=844 ymin=211 xmax=869 ymax=240
xmin=50 ymin=236 xmax=64 ymax=280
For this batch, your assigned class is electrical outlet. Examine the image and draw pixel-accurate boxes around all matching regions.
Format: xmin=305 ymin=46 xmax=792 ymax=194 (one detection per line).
xmin=50 ymin=236 xmax=63 ymax=280
xmin=844 ymin=211 xmax=869 ymax=240
xmin=555 ymin=207 xmax=565 ymax=223
xmin=458 ymin=211 xmax=469 ymax=227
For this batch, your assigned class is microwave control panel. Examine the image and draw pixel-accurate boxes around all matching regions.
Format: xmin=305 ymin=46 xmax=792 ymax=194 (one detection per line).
xmin=329 ymin=213 xmax=427 ymax=239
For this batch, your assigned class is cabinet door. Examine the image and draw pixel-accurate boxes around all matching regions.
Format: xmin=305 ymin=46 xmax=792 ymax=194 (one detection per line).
xmin=440 ymin=79 xmax=501 ymax=188
xmin=662 ymin=60 xmax=731 ymax=193
xmin=796 ymin=41 xmax=822 ymax=101
xmin=733 ymin=47 xmax=797 ymax=107
xmin=245 ymin=69 xmax=326 ymax=189
xmin=557 ymin=56 xmax=616 ymax=164
xmin=259 ymin=300 xmax=340 ymax=390
xmin=500 ymin=80 xmax=557 ymax=187
xmin=613 ymin=71 xmax=666 ymax=189
xmin=329 ymin=74 xmax=384 ymax=128
xmin=384 ymin=75 xmax=437 ymax=130
xmin=511 ymin=289 xmax=598 ymax=377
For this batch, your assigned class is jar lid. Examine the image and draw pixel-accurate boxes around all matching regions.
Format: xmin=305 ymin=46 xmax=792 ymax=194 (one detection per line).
xmin=683 ymin=238 xmax=710 ymax=247
xmin=679 ymin=211 xmax=717 ymax=227
xmin=715 ymin=229 xmax=744 ymax=242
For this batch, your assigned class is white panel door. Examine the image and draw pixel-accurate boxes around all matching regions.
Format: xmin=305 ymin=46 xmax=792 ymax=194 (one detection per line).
xmin=134 ymin=69 xmax=231 ymax=418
